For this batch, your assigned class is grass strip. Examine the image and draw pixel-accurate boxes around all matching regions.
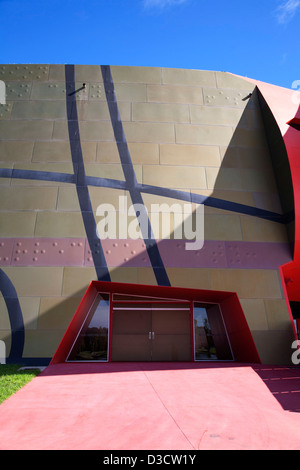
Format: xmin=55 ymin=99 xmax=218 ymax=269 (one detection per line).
xmin=0 ymin=364 xmax=41 ymax=404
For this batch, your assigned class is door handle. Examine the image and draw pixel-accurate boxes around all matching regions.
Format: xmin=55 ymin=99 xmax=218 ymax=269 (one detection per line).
xmin=152 ymin=331 xmax=155 ymax=340
xmin=149 ymin=331 xmax=155 ymax=339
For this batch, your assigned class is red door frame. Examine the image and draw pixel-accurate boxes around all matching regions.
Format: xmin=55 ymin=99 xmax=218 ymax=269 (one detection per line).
xmin=108 ymin=292 xmax=113 ymax=362
xmin=190 ymin=301 xmax=194 ymax=361
xmin=50 ymin=281 xmax=260 ymax=364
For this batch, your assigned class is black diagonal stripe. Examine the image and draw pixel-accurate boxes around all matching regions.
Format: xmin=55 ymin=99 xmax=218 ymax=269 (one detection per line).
xmin=65 ymin=64 xmax=110 ymax=281
xmin=101 ymin=65 xmax=171 ymax=287
xmin=0 ymin=269 xmax=24 ymax=362
xmin=0 ymin=166 xmax=292 ymax=224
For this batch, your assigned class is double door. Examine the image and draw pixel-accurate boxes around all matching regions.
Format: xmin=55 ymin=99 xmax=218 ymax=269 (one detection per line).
xmin=111 ymin=303 xmax=191 ymax=361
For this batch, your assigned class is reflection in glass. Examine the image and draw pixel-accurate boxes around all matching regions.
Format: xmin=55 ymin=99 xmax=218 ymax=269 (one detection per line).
xmin=194 ymin=306 xmax=217 ymax=360
xmin=68 ymin=294 xmax=109 ymax=361
xmin=194 ymin=303 xmax=233 ymax=360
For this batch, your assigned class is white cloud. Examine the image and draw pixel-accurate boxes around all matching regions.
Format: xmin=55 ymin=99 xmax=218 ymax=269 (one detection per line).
xmin=276 ymin=0 xmax=300 ymax=23
xmin=143 ymin=0 xmax=188 ymax=9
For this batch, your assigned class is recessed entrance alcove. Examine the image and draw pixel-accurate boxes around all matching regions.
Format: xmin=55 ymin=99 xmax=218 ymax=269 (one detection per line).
xmin=51 ymin=281 xmax=260 ymax=364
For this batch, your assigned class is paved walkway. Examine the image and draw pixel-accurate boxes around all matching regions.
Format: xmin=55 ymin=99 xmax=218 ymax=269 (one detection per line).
xmin=0 ymin=362 xmax=300 ymax=450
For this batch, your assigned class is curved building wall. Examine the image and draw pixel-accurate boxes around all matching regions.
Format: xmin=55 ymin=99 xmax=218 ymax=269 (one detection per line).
xmin=0 ymin=64 xmax=296 ymax=365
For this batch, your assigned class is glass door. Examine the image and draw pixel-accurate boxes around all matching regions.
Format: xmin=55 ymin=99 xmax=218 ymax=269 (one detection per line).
xmin=67 ymin=294 xmax=110 ymax=361
xmin=194 ymin=303 xmax=233 ymax=360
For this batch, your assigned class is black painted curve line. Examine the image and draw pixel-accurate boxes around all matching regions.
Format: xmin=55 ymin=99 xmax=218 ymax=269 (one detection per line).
xmin=0 ymin=167 xmax=292 ymax=224
xmin=0 ymin=269 xmax=25 ymax=362
xmin=101 ymin=65 xmax=171 ymax=287
xmin=138 ymin=183 xmax=293 ymax=224
xmin=65 ymin=64 xmax=110 ymax=281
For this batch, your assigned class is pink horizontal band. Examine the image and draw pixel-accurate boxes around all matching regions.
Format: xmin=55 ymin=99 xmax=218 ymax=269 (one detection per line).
xmin=0 ymin=238 xmax=292 ymax=269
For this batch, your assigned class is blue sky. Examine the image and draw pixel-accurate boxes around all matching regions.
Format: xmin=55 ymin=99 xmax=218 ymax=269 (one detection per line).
xmin=0 ymin=0 xmax=299 ymax=89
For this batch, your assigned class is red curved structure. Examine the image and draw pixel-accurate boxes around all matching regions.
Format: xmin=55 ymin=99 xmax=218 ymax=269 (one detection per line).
xmin=239 ymin=76 xmax=300 ymax=334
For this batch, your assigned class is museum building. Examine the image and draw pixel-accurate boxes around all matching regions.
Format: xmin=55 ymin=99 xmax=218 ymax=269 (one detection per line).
xmin=0 ymin=64 xmax=299 ymax=366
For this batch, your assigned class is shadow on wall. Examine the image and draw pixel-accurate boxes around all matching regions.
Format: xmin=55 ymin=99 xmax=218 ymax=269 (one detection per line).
xmin=255 ymin=88 xmax=295 ymax=247
xmin=196 ymin=88 xmax=293 ymax=249
xmin=150 ymin=88 xmax=294 ymax=272
xmin=200 ymin=88 xmax=296 ymax=366
xmin=2 ymin=290 xmax=85 ymax=365
xmin=215 ymin=90 xmax=291 ymax=214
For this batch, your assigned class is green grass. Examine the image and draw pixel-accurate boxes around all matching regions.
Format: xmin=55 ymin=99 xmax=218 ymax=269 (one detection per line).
xmin=0 ymin=365 xmax=41 ymax=404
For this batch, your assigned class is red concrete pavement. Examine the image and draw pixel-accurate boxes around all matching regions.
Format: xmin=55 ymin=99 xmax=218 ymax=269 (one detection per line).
xmin=0 ymin=362 xmax=300 ymax=450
